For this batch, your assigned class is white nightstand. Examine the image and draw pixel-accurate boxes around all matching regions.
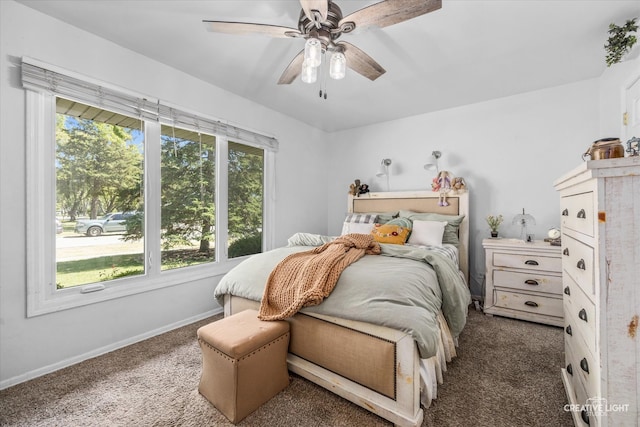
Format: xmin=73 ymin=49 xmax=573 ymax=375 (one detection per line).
xmin=482 ymin=238 xmax=563 ymax=327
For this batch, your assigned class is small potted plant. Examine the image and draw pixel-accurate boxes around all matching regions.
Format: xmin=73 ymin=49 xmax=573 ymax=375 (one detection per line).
xmin=486 ymin=214 xmax=504 ymax=238
xmin=605 ymin=17 xmax=638 ymax=67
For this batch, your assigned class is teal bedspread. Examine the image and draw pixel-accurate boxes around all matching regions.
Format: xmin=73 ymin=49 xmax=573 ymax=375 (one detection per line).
xmin=214 ymin=233 xmax=471 ymax=359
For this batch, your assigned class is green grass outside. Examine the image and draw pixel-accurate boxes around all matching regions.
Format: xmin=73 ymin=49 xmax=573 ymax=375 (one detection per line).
xmin=56 ymin=249 xmax=215 ymax=288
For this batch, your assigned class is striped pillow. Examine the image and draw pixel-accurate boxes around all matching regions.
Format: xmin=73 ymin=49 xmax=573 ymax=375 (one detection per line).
xmin=341 ymin=213 xmax=378 ymax=235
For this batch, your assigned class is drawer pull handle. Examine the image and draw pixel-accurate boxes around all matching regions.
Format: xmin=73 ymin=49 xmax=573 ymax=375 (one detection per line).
xmin=581 ymin=409 xmax=590 ymax=425
xmin=524 ymin=279 xmax=539 ymax=286
xmin=577 ymin=209 xmax=586 ymax=219
xmin=566 ymin=363 xmax=573 ymax=375
xmin=562 ymin=248 xmax=569 ymax=256
xmin=578 ymin=308 xmax=588 ymax=322
xmin=576 ymin=259 xmax=586 ymax=270
xmin=563 ymin=286 xmax=571 ymax=296
xmin=524 ymin=260 xmax=539 ymax=266
xmin=580 ymin=358 xmax=589 ymax=374
xmin=565 ymin=325 xmax=572 ymax=336
xmin=524 ymin=301 xmax=538 ymax=308
xmin=562 ymin=208 xmax=569 ymax=216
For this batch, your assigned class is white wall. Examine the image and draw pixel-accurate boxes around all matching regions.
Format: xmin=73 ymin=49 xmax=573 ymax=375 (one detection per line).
xmin=326 ymin=79 xmax=604 ymax=297
xmin=2 ymin=0 xmax=638 ymax=389
xmin=598 ymin=54 xmax=640 ymax=138
xmin=0 ymin=1 xmax=329 ymax=388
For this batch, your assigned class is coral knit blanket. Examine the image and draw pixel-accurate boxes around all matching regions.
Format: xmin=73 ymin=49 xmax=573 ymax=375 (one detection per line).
xmin=258 ymin=233 xmax=381 ymax=321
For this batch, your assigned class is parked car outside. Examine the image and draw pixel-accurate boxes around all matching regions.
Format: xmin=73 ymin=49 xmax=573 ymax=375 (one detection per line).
xmin=56 ymin=218 xmax=63 ymax=234
xmin=74 ymin=212 xmax=135 ymax=237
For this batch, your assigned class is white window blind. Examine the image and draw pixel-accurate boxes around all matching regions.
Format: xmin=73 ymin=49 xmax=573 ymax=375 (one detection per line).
xmin=21 ymin=57 xmax=278 ymax=152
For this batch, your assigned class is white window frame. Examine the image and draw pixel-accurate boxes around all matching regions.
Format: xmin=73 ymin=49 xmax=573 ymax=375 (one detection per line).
xmin=24 ymin=58 xmax=276 ymax=317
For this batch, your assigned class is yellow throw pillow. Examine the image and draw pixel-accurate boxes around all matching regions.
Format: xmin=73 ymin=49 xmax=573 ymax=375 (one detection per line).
xmin=370 ymin=223 xmax=410 ymax=245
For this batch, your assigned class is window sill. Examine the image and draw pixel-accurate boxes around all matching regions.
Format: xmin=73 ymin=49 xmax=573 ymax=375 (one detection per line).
xmin=27 ymin=258 xmax=244 ymax=317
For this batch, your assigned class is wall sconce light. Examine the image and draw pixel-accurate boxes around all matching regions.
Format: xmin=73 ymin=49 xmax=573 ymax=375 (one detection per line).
xmin=423 ymin=151 xmax=441 ymax=173
xmin=376 ymin=158 xmax=392 ymax=191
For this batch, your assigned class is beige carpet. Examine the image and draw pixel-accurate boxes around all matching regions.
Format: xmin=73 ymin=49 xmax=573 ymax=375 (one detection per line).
xmin=0 ymin=309 xmax=573 ymax=426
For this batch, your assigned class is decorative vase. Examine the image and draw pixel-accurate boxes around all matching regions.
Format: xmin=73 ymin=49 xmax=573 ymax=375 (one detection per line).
xmin=491 ymin=231 xmax=498 ymax=238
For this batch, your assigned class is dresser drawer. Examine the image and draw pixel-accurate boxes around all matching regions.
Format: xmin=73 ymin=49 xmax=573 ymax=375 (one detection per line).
xmin=564 ymin=338 xmax=599 ymax=427
xmin=567 ymin=328 xmax=600 ymax=405
xmin=493 ymin=252 xmax=561 ymax=273
xmin=493 ymin=270 xmax=562 ymax=295
xmin=562 ymin=235 xmax=595 ymax=297
xmin=561 ymin=191 xmax=594 ymax=237
xmin=563 ymin=275 xmax=596 ymax=355
xmin=494 ymin=290 xmax=563 ymax=318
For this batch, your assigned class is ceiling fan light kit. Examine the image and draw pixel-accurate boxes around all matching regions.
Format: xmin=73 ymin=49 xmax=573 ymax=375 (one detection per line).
xmin=304 ymin=37 xmax=323 ymax=68
xmin=203 ymin=0 xmax=442 ymax=95
xmin=329 ymin=50 xmax=346 ymax=80
xmin=301 ymin=61 xmax=318 ymax=84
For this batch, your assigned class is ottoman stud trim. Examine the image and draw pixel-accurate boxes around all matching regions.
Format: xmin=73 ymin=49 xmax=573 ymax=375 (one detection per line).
xmin=198 ymin=332 xmax=290 ymax=362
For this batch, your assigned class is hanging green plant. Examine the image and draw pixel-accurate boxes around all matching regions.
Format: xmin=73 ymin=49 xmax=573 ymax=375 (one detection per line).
xmin=605 ymin=17 xmax=638 ymax=67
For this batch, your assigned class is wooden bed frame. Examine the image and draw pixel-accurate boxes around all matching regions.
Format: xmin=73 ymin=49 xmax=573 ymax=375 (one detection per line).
xmin=224 ymin=190 xmax=469 ymax=426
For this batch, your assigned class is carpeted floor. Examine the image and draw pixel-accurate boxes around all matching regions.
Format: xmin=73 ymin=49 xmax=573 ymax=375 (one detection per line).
xmin=0 ymin=309 xmax=573 ymax=427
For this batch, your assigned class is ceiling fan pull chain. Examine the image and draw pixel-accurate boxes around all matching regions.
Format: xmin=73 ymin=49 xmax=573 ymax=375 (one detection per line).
xmin=320 ymin=50 xmax=328 ymax=100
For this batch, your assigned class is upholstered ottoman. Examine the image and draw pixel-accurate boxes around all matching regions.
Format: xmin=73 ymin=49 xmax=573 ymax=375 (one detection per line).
xmin=197 ymin=309 xmax=290 ymax=424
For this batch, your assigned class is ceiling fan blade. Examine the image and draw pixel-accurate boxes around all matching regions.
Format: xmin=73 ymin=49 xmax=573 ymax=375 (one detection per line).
xmin=203 ymin=21 xmax=301 ymax=38
xmin=277 ymin=50 xmax=306 ymax=85
xmin=338 ymin=42 xmax=386 ymax=81
xmin=339 ymin=0 xmax=441 ymax=31
xmin=299 ymin=0 xmax=329 ymax=22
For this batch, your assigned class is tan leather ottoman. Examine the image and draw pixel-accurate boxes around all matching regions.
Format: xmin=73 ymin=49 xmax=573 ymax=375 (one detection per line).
xmin=197 ymin=309 xmax=290 ymax=424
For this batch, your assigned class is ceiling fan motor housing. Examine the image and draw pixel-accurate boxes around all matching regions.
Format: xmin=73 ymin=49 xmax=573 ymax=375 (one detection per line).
xmin=298 ymin=1 xmax=352 ymax=49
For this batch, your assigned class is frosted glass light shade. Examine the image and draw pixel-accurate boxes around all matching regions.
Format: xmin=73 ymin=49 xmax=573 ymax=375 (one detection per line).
xmin=423 ymin=155 xmax=438 ymax=171
xmin=423 ymin=151 xmax=441 ymax=172
xmin=329 ymin=51 xmax=346 ymax=80
xmin=304 ymin=38 xmax=322 ymax=68
xmin=301 ymin=61 xmax=317 ymax=84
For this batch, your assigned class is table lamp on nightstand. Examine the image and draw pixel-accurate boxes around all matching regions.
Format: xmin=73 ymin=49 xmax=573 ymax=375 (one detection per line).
xmin=512 ymin=208 xmax=535 ymax=242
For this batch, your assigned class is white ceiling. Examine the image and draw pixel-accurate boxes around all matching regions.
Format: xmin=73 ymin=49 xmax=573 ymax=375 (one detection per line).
xmin=16 ymin=0 xmax=640 ymax=132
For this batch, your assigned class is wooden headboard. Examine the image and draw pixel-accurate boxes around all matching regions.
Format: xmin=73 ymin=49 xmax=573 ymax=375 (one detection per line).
xmin=348 ymin=190 xmax=470 ymax=284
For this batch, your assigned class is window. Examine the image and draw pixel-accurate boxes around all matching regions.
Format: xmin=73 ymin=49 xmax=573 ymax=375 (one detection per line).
xmin=23 ymin=58 xmax=276 ymax=316
xmin=55 ymin=98 xmax=145 ymax=288
xmin=160 ymin=125 xmax=216 ymax=270
xmin=228 ymin=142 xmax=264 ymax=259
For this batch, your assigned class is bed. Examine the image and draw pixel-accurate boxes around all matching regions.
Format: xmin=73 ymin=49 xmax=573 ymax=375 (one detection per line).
xmin=214 ymin=190 xmax=471 ymax=426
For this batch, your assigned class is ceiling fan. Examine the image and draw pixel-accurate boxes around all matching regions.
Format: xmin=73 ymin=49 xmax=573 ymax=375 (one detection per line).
xmin=203 ymin=0 xmax=442 ymax=87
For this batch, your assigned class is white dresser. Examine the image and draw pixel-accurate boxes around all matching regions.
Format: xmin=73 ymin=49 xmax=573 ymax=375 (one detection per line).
xmin=483 ymin=238 xmax=563 ymax=327
xmin=554 ymin=157 xmax=640 ymax=427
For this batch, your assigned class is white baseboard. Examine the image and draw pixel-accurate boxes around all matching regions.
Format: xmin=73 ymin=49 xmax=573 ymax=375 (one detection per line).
xmin=0 ymin=307 xmax=222 ymax=391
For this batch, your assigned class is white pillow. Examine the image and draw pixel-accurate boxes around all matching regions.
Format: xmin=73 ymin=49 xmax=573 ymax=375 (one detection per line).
xmin=341 ymin=222 xmax=375 ymax=235
xmin=340 ymin=213 xmax=377 ymax=235
xmin=407 ymin=220 xmax=448 ymax=247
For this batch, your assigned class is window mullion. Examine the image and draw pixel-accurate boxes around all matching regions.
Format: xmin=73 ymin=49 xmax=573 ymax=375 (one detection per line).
xmin=216 ymin=137 xmax=229 ymax=262
xmin=145 ymin=121 xmax=161 ymax=276
xmin=263 ymin=151 xmax=276 ymax=252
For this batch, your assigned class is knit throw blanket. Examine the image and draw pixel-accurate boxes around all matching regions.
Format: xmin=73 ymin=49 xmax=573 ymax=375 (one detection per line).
xmin=258 ymin=234 xmax=381 ymax=320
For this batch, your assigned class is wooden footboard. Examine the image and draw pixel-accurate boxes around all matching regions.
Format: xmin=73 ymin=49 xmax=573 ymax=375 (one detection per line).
xmin=225 ymin=295 xmax=424 ymax=427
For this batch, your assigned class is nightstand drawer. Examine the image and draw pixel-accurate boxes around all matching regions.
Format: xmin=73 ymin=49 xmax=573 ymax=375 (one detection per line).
xmin=560 ymin=191 xmax=594 ymax=237
xmin=493 ymin=252 xmax=561 ymax=273
xmin=562 ymin=235 xmax=594 ymax=297
xmin=494 ymin=290 xmax=563 ymax=318
xmin=493 ymin=270 xmax=562 ymax=295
